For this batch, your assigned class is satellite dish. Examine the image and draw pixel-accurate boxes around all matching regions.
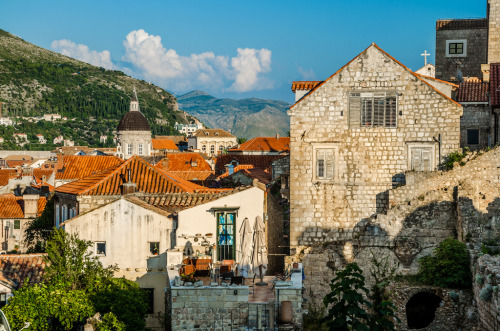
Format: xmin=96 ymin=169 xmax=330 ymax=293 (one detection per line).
xmin=456 ymin=69 xmax=464 ymax=83
xmin=0 ymin=310 xmax=11 ymax=331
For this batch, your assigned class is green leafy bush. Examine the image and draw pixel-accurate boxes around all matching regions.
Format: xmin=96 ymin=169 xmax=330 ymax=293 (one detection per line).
xmin=442 ymin=150 xmax=467 ymax=170
xmin=417 ymin=238 xmax=471 ymax=288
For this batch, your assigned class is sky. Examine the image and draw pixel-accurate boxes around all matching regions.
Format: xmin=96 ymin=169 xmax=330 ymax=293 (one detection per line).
xmin=1 ymin=0 xmax=486 ymax=103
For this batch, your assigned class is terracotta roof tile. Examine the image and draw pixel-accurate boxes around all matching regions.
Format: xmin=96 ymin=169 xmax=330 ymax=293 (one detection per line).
xmin=490 ymin=63 xmax=500 ymax=106
xmin=167 ymin=171 xmax=214 ymax=181
xmin=155 ymin=153 xmax=212 ymax=172
xmin=436 ymin=19 xmax=488 ymax=30
xmin=154 ymin=136 xmax=187 ymax=144
xmin=229 ymin=137 xmax=290 ymax=153
xmin=192 ymin=129 xmax=235 ymax=138
xmin=55 ymin=155 xmax=123 ymax=180
xmin=291 ymin=81 xmax=323 ymax=92
xmin=152 ymin=138 xmax=179 ymax=150
xmin=0 ymin=196 xmax=24 ymax=218
xmin=237 ymin=168 xmax=272 ymax=185
xmin=6 ymin=160 xmax=29 ymax=168
xmin=457 ymin=80 xmax=489 ymax=102
xmin=55 ymin=156 xmax=212 ymax=195
xmin=0 ymin=169 xmax=17 ymax=186
xmin=37 ymin=197 xmax=47 ymax=217
xmin=33 ymin=169 xmax=55 ymax=182
xmin=0 ymin=254 xmax=47 ymax=289
xmin=215 ymin=155 xmax=283 ymax=174
xmin=218 ymin=164 xmax=255 ymax=179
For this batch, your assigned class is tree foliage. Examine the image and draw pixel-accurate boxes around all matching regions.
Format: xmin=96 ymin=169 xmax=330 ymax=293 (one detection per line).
xmin=3 ymin=229 xmax=148 ymax=330
xmin=417 ymin=237 xmax=471 ymax=288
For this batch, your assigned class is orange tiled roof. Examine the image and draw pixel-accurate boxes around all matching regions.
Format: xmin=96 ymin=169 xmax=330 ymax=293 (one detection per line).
xmin=218 ymin=164 xmax=255 ymax=179
xmin=237 ymin=168 xmax=272 ymax=185
xmin=230 ymin=137 xmax=290 ymax=153
xmin=457 ymin=80 xmax=489 ymax=103
xmin=155 ymin=135 xmax=187 ymax=144
xmin=55 ymin=155 xmax=210 ymax=196
xmin=6 ymin=160 xmax=29 ymax=168
xmin=0 ymin=196 xmax=24 ymax=218
xmin=37 ymin=197 xmax=47 ymax=217
xmin=138 ymin=187 xmax=249 ymax=213
xmin=0 ymin=254 xmax=47 ymax=289
xmin=192 ymin=129 xmax=235 ymax=138
xmin=155 ymin=153 xmax=213 ymax=172
xmin=55 ymin=155 xmax=123 ymax=180
xmin=31 ymin=181 xmax=55 ymax=193
xmin=0 ymin=169 xmax=17 ymax=186
xmin=215 ymin=155 xmax=283 ymax=174
xmin=152 ymin=138 xmax=179 ymax=150
xmin=33 ymin=169 xmax=55 ymax=182
xmin=167 ymin=171 xmax=214 ymax=181
xmin=291 ymin=81 xmax=323 ymax=92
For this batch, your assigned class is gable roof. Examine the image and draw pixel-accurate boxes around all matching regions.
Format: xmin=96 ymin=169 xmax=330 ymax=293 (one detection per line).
xmin=229 ymin=137 xmax=290 ymax=153
xmin=290 ymin=43 xmax=462 ymax=109
xmin=192 ymin=129 xmax=235 ymax=138
xmin=0 ymin=254 xmax=47 ymax=289
xmin=0 ymin=169 xmax=17 ymax=186
xmin=457 ymin=79 xmax=489 ymax=103
xmin=55 ymin=155 xmax=211 ymax=196
xmin=55 ymin=155 xmax=123 ymax=180
xmin=0 ymin=196 xmax=24 ymax=218
xmin=152 ymin=138 xmax=179 ymax=150
xmin=155 ymin=153 xmax=213 ymax=172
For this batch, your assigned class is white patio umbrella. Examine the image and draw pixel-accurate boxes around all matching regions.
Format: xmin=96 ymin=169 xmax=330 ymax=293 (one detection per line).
xmin=238 ymin=217 xmax=253 ymax=278
xmin=251 ymin=215 xmax=268 ymax=284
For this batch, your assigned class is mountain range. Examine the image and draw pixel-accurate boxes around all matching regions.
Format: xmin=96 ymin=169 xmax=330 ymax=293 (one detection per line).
xmin=177 ymin=91 xmax=290 ymax=139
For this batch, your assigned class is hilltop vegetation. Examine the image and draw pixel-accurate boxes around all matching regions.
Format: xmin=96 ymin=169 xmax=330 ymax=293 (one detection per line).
xmin=0 ymin=29 xmax=187 ymax=149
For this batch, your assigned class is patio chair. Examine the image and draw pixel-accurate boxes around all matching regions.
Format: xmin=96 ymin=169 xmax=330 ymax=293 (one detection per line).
xmin=220 ymin=259 xmax=235 ymax=273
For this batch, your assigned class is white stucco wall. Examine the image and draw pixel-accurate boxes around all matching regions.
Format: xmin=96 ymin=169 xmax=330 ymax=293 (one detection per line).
xmin=175 ymin=186 xmax=265 ymax=263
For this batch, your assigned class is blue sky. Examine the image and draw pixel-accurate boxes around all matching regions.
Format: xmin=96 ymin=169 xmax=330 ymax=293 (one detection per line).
xmin=1 ymin=0 xmax=486 ymax=103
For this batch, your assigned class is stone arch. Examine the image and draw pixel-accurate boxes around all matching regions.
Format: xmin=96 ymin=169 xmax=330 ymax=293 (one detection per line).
xmin=406 ymin=292 xmax=442 ymax=329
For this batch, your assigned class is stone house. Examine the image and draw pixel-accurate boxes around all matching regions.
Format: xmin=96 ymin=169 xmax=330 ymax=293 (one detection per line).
xmin=187 ymin=129 xmax=237 ymax=157
xmin=288 ymin=43 xmax=462 ymax=294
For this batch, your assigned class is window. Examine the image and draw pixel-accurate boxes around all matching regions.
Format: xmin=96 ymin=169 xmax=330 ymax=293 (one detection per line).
xmin=142 ymin=288 xmax=154 ymax=314
xmin=150 ymin=242 xmax=159 ymax=255
xmin=410 ymin=147 xmax=433 ymax=171
xmin=14 ymin=220 xmax=20 ymax=229
xmin=219 ymin=145 xmax=224 ymax=153
xmin=313 ymin=145 xmax=338 ymax=181
xmin=202 ymin=145 xmax=207 ymax=153
xmin=467 ymin=129 xmax=479 ymax=145
xmin=210 ymin=145 xmax=215 ymax=155
xmin=349 ymin=92 xmax=397 ymax=128
xmin=127 ymin=144 xmax=133 ymax=155
xmin=217 ymin=212 xmax=236 ymax=261
xmin=446 ymin=39 xmax=467 ymax=57
xmin=138 ymin=144 xmax=143 ymax=155
xmin=96 ymin=242 xmax=106 ymax=256
xmin=55 ymin=203 xmax=60 ymax=228
xmin=0 ymin=293 xmax=6 ymax=308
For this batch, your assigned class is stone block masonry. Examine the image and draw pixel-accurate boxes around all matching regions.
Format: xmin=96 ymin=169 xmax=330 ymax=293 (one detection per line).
xmin=171 ymin=285 xmax=249 ymax=330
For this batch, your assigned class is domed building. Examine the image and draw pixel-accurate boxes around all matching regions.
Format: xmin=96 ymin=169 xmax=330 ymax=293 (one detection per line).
xmin=115 ymin=89 xmax=152 ymax=159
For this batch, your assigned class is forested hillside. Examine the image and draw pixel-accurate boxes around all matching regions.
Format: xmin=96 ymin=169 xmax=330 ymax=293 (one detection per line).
xmin=0 ymin=29 xmax=187 ymax=150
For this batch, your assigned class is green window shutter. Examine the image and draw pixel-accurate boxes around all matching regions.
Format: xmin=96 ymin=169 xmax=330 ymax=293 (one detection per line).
xmin=349 ymin=93 xmax=361 ymax=128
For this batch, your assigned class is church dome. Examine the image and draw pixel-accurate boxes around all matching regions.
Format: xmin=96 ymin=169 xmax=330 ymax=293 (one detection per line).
xmin=117 ymin=110 xmax=150 ymax=131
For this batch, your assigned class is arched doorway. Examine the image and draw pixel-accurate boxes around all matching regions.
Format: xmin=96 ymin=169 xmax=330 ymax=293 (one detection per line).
xmin=406 ymin=292 xmax=442 ymax=329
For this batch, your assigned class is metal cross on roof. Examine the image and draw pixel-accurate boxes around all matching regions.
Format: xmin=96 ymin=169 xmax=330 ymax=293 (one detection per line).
xmin=421 ymin=50 xmax=430 ymax=66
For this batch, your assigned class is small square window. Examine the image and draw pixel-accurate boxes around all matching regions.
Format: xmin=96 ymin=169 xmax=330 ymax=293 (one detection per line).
xmin=449 ymin=43 xmax=463 ymax=55
xmin=14 ymin=220 xmax=20 ymax=229
xmin=149 ymin=242 xmax=159 ymax=255
xmin=446 ymin=40 xmax=467 ymax=57
xmin=467 ymin=129 xmax=479 ymax=145
xmin=96 ymin=242 xmax=106 ymax=256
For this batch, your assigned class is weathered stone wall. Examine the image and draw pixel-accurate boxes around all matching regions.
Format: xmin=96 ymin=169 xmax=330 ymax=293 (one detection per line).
xmin=389 ymin=285 xmax=476 ymax=331
xmin=267 ymin=192 xmax=287 ymax=275
xmin=435 ymin=27 xmax=487 ymax=81
xmin=274 ymin=281 xmax=303 ymax=328
xmin=489 ymin=0 xmax=500 ymax=64
xmin=170 ymin=285 xmax=249 ymax=330
xmin=472 ymin=254 xmax=500 ymax=330
xmin=461 ymin=104 xmax=491 ymax=150
xmin=271 ymin=155 xmax=290 ymax=179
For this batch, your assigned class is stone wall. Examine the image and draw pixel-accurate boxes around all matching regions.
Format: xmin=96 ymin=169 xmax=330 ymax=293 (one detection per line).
xmin=274 ymin=281 xmax=303 ymax=328
xmin=473 ymin=254 xmax=500 ymax=330
xmin=461 ymin=104 xmax=491 ymax=150
xmin=271 ymin=155 xmax=290 ymax=180
xmin=266 ymin=192 xmax=287 ymax=275
xmin=435 ymin=26 xmax=487 ymax=81
xmin=489 ymin=0 xmax=500 ymax=64
xmin=170 ymin=285 xmax=249 ymax=330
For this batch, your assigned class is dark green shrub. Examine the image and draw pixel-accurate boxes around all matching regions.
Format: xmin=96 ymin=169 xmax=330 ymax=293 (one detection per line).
xmin=417 ymin=238 xmax=471 ymax=288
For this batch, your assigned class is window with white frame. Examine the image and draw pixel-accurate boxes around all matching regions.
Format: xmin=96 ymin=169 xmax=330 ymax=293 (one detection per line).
xmin=127 ymin=143 xmax=133 ymax=155
xmin=210 ymin=145 xmax=215 ymax=155
xmin=446 ymin=39 xmax=467 ymax=57
xmin=202 ymin=145 xmax=207 ymax=153
xmin=349 ymin=92 xmax=397 ymax=128
xmin=138 ymin=144 xmax=143 ymax=155
xmin=313 ymin=145 xmax=338 ymax=181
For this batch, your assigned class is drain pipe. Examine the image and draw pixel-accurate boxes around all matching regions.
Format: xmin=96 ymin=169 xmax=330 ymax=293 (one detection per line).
xmin=433 ymin=134 xmax=442 ymax=167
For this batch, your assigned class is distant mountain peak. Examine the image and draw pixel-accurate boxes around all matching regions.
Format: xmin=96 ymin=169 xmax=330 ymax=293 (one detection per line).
xmin=178 ymin=90 xmax=211 ymax=99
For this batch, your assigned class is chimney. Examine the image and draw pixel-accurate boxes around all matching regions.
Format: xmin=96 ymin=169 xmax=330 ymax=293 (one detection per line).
xmin=23 ymin=194 xmax=40 ymax=218
xmin=122 ymin=168 xmax=137 ymax=195
xmin=276 ymin=133 xmax=279 ymax=139
xmin=482 ymin=64 xmax=490 ymax=82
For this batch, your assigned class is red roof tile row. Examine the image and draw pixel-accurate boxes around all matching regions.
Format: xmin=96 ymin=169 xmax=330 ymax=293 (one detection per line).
xmin=291 ymin=81 xmax=323 ymax=92
xmin=155 ymin=153 xmax=212 ymax=172
xmin=230 ymin=137 xmax=290 ymax=153
xmin=0 ymin=169 xmax=17 ymax=186
xmin=457 ymin=80 xmax=489 ymax=103
xmin=152 ymin=138 xmax=179 ymax=150
xmin=55 ymin=155 xmax=123 ymax=180
xmin=0 ymin=254 xmax=47 ymax=289
xmin=490 ymin=63 xmax=500 ymax=107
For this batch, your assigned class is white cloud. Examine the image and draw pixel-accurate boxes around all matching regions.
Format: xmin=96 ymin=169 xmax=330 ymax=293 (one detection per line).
xmin=122 ymin=29 xmax=272 ymax=92
xmin=297 ymin=66 xmax=316 ymax=80
xmin=51 ymin=39 xmax=116 ymax=70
